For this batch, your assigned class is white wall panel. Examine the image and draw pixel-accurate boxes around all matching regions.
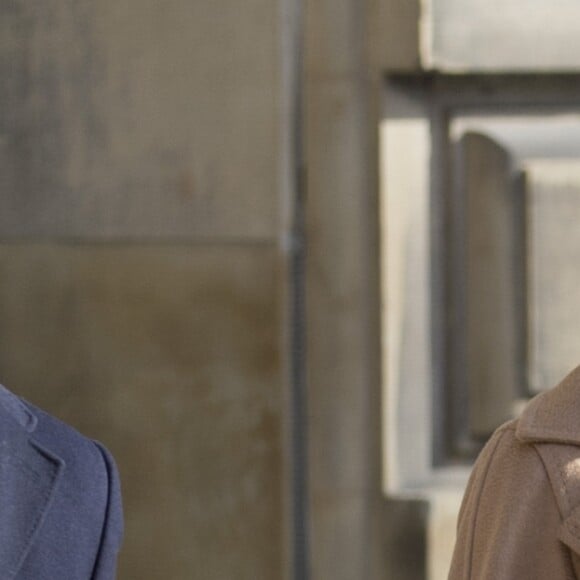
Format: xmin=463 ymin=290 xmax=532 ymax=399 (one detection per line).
xmin=424 ymin=0 xmax=580 ymax=71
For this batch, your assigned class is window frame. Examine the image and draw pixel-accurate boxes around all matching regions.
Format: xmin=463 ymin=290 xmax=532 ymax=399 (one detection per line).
xmin=381 ymin=73 xmax=580 ymax=495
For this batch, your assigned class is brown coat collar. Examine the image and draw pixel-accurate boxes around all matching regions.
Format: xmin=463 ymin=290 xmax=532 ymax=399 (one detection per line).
xmin=517 ymin=364 xmax=580 ymax=446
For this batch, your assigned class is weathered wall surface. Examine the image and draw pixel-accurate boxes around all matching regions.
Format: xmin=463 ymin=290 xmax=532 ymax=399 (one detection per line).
xmin=0 ymin=1 xmax=284 ymax=579
xmin=0 ymin=245 xmax=283 ymax=579
xmin=0 ymin=0 xmax=278 ymax=238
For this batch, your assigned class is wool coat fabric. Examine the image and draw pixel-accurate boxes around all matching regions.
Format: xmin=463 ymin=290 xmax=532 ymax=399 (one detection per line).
xmin=0 ymin=383 xmax=123 ymax=579
xmin=448 ymin=364 xmax=580 ymax=579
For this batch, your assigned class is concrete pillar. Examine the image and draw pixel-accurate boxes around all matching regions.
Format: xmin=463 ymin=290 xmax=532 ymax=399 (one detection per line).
xmin=305 ymin=0 xmax=384 ymax=578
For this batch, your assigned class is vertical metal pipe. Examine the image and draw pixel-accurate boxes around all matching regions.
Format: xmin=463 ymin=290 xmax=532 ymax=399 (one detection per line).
xmin=280 ymin=0 xmax=309 ymax=577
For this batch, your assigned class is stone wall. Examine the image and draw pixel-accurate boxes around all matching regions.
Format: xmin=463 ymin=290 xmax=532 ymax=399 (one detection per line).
xmin=0 ymin=0 xmax=399 ymax=577
xmin=0 ymin=1 xmax=284 ymax=578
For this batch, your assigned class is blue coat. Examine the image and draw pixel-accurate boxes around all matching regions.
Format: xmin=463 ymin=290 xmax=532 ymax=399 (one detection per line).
xmin=0 ymin=384 xmax=123 ymax=579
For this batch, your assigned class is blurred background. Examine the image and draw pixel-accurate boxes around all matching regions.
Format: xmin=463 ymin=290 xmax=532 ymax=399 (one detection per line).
xmin=2 ymin=0 xmax=580 ymax=579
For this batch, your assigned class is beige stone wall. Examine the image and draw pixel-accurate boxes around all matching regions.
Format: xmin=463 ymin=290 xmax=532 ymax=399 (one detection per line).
xmin=0 ymin=0 xmax=397 ymax=577
xmin=0 ymin=1 xmax=285 ymax=579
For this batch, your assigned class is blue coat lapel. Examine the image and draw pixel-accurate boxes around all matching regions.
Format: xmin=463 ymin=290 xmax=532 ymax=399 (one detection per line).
xmin=0 ymin=387 xmax=64 ymax=579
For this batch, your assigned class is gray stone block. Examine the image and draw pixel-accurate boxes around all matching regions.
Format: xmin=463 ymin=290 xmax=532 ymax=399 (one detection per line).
xmin=0 ymin=0 xmax=278 ymax=239
xmin=0 ymin=243 xmax=283 ymax=580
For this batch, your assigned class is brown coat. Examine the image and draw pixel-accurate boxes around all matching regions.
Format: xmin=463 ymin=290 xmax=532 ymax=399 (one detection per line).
xmin=449 ymin=365 xmax=580 ymax=579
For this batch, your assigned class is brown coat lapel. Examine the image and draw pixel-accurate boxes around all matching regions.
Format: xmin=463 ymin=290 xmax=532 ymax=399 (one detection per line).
xmin=449 ymin=364 xmax=580 ymax=579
